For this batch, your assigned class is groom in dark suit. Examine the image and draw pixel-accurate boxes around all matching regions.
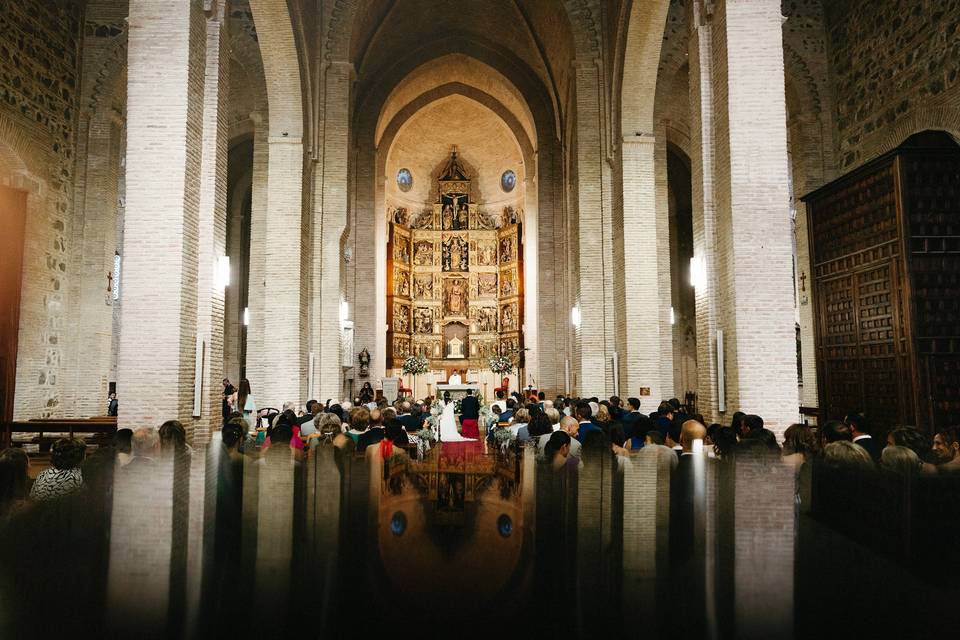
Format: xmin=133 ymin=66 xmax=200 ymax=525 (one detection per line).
xmin=459 ymin=389 xmax=480 ymax=438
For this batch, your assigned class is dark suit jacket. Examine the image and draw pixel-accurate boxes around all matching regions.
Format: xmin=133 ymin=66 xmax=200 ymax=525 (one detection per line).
xmin=460 ymin=395 xmax=480 ymax=420
xmin=854 ymin=435 xmax=882 ymax=463
xmin=358 ymin=427 xmax=386 ymax=451
xmin=398 ymin=414 xmax=422 ymax=432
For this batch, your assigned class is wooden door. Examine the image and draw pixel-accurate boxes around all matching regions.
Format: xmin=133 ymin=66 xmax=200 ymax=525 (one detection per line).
xmin=0 ymin=186 xmax=26 ymax=424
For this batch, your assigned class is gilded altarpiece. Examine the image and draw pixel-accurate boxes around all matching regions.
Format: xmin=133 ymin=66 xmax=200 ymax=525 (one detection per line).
xmin=387 ymin=150 xmax=523 ymax=370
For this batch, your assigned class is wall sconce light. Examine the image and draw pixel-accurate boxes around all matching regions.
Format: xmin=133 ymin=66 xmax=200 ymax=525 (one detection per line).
xmin=243 ymin=307 xmax=250 ymax=326
xmin=690 ymin=255 xmax=706 ymax=289
xmin=670 ymin=306 xmax=676 ymax=325
xmin=571 ymin=306 xmax=582 ymax=329
xmin=340 ymin=299 xmax=350 ymax=324
xmin=216 ymin=255 xmax=231 ymax=289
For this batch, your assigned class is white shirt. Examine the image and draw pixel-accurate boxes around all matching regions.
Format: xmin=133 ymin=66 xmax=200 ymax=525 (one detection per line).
xmin=449 ymin=373 xmax=462 ymax=385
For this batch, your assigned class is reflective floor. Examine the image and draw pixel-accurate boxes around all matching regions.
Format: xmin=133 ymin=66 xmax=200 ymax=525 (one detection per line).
xmin=1 ymin=439 xmax=958 ymax=639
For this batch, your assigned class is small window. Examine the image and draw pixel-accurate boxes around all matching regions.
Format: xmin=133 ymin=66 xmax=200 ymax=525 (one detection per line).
xmin=501 ymin=169 xmax=516 ymax=193
xmin=397 ymin=168 xmax=413 ymax=192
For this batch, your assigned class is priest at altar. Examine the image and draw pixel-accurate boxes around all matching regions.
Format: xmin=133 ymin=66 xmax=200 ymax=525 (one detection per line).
xmin=448 ymin=370 xmax=462 ymax=385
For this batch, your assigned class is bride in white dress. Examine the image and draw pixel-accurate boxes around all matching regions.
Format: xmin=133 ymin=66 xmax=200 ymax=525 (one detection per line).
xmin=437 ymin=400 xmax=475 ymax=442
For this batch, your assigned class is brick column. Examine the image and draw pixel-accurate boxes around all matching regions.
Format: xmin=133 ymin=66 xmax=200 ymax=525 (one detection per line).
xmin=245 ymin=111 xmax=268 ymax=383
xmin=194 ymin=4 xmax=229 ymax=442
xmin=522 ymin=176 xmax=539 ymax=388
xmin=621 ymin=135 xmax=667 ymax=402
xmin=118 ymin=0 xmax=207 ymax=429
xmin=572 ymin=58 xmax=615 ymax=396
xmin=692 ymin=0 xmax=798 ymax=431
xmin=245 ymin=134 xmax=304 ymax=409
xmin=313 ymin=62 xmax=353 ymax=401
xmin=688 ymin=2 xmax=721 ymax=423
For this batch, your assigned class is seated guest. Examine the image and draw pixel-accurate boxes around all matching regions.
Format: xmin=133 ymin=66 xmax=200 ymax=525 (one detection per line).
xmin=397 ymin=401 xmax=421 ymax=432
xmin=845 ymin=411 xmax=881 ymax=463
xmin=626 ymin=415 xmax=654 ymax=450
xmin=356 ymin=408 xmax=385 ymax=451
xmin=543 ymin=431 xmax=576 ymax=471
xmin=730 ymin=411 xmax=746 ymax=435
xmin=159 ymin=420 xmax=193 ymax=459
xmin=500 ymin=398 xmax=516 ymax=423
xmin=125 ymin=428 xmax=161 ymax=471
xmin=823 ymin=440 xmax=874 ymax=471
xmin=509 ymin=408 xmax=530 ymax=438
xmin=638 ymin=431 xmax=679 ymax=471
xmin=740 ymin=414 xmax=765 ymax=440
xmin=346 ymin=410 xmax=369 ymax=444
xmin=609 ymin=424 xmax=632 ymax=469
xmin=654 ymin=401 xmax=676 ymax=441
xmin=594 ymin=404 xmax=613 ymax=432
xmin=30 ymin=437 xmax=86 ymax=501
xmin=544 ymin=407 xmax=561 ymax=431
xmin=932 ymin=427 xmax=960 ymax=473
xmin=887 ymin=426 xmax=938 ymax=474
xmin=0 ymin=448 xmax=31 ymax=521
xmin=820 ymin=420 xmax=852 ymax=447
xmin=713 ymin=426 xmax=738 ymax=459
xmin=575 ymin=401 xmax=602 ymax=443
xmin=539 ymin=416 xmax=582 ymax=459
xmin=114 ymin=428 xmax=134 ymax=467
xmin=782 ymin=423 xmax=818 ymax=467
xmin=522 ymin=412 xmax=552 ymax=444
xmin=881 ymin=445 xmax=921 ymax=476
xmin=621 ymin=397 xmax=644 ymax=437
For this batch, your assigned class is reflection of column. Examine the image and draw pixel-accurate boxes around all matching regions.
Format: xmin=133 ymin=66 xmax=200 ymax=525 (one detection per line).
xmin=118 ymin=0 xmax=207 ymax=428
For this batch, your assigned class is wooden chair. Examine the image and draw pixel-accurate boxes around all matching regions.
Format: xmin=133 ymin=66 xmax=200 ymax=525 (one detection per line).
xmin=494 ymin=377 xmax=509 ymax=396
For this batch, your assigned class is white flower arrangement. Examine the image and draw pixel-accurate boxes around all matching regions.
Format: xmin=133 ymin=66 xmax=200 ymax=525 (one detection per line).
xmin=402 ymin=354 xmax=430 ymax=376
xmin=489 ymin=354 xmax=514 ymax=375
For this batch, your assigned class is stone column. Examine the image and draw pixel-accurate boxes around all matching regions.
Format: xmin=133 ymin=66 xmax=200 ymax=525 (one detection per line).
xmin=691 ymin=0 xmax=798 ymax=431
xmin=194 ymin=3 xmax=229 ymax=442
xmin=572 ymin=58 xmax=615 ymax=396
xmin=621 ymin=135 xmax=667 ymax=402
xmin=117 ymin=0 xmax=207 ymax=429
xmin=245 ymin=111 xmax=268 ymax=383
xmin=313 ymin=62 xmax=353 ymax=401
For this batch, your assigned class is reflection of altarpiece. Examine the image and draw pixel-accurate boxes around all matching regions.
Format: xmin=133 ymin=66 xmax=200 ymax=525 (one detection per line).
xmin=386 ymin=147 xmax=524 ymax=370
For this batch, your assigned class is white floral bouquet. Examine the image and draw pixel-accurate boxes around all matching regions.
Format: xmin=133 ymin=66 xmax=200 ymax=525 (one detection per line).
xmin=402 ymin=354 xmax=430 ymax=376
xmin=489 ymin=354 xmax=514 ymax=375
xmin=417 ymin=427 xmax=437 ymax=443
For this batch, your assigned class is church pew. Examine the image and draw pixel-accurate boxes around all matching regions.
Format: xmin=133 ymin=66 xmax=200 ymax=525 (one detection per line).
xmin=1 ymin=417 xmax=117 ymax=451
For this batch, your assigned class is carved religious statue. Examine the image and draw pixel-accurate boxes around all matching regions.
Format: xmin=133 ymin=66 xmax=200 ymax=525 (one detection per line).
xmin=445 ymin=279 xmax=466 ymax=315
xmin=443 ymin=235 xmax=468 ymax=271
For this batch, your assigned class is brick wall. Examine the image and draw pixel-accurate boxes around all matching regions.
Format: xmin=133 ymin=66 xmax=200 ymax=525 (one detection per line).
xmin=0 ymin=1 xmax=84 ymax=419
xmin=826 ymin=0 xmax=960 ymax=169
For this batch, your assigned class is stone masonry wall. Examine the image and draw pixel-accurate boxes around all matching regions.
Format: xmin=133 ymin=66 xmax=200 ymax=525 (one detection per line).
xmin=0 ymin=1 xmax=84 ymax=418
xmin=826 ymin=0 xmax=960 ymax=169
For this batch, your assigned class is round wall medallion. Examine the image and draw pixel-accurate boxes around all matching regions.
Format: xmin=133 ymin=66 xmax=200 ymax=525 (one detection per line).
xmin=390 ymin=511 xmax=407 ymax=536
xmin=501 ymin=169 xmax=516 ymax=193
xmin=397 ymin=168 xmax=413 ymax=192
xmin=497 ymin=514 xmax=513 ymax=537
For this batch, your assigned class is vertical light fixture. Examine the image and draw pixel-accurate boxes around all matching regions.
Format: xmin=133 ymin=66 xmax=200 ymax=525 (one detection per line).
xmin=571 ymin=306 xmax=581 ymax=328
xmin=717 ymin=329 xmax=726 ymax=413
xmin=216 ymin=255 xmax=231 ymax=290
xmin=112 ymin=252 xmax=121 ymax=301
xmin=690 ymin=255 xmax=706 ymax=289
xmin=243 ymin=307 xmax=250 ymax=326
xmin=670 ymin=306 xmax=676 ymax=325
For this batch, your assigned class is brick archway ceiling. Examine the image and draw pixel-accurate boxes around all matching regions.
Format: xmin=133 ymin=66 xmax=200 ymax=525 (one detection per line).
xmin=348 ymin=0 xmax=576 ymax=142
xmin=383 ymin=93 xmax=526 ymax=209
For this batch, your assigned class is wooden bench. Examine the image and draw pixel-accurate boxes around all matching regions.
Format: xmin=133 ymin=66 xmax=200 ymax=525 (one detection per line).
xmin=1 ymin=417 xmax=117 ymax=451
